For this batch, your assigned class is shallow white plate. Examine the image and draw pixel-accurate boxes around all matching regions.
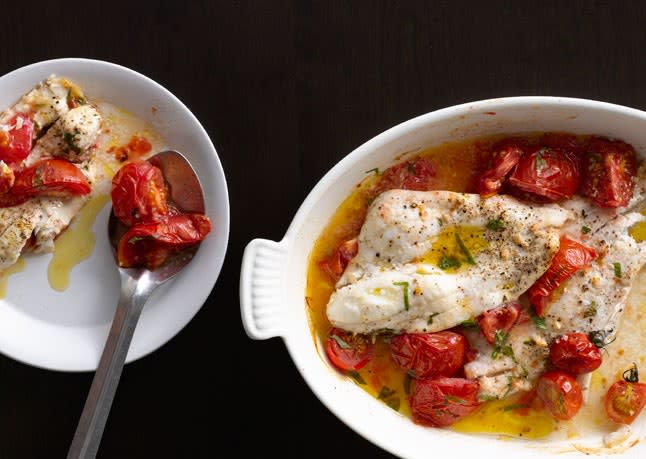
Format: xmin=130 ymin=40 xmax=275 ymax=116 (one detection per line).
xmin=0 ymin=58 xmax=230 ymax=372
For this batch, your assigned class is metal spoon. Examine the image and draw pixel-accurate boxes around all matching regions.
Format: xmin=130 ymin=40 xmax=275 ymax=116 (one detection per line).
xmin=67 ymin=150 xmax=206 ymax=459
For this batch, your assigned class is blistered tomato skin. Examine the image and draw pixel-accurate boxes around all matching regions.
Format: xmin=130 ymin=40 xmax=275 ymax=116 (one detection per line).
xmin=604 ymin=380 xmax=646 ymax=424
xmin=580 ymin=137 xmax=637 ymax=208
xmin=508 ymin=146 xmax=580 ymax=202
xmin=537 ymin=371 xmax=583 ymax=421
xmin=409 ymin=377 xmax=480 ymax=427
xmin=375 ymin=157 xmax=436 ymax=194
xmin=390 ymin=331 xmax=466 ymax=379
xmin=11 ymin=159 xmax=91 ymax=197
xmin=549 ymin=332 xmax=602 ymax=374
xmin=0 ymin=113 xmax=34 ymax=164
xmin=111 ymin=160 xmax=169 ymax=226
xmin=475 ymin=139 xmax=524 ymax=197
xmin=477 ymin=301 xmax=522 ymax=344
xmin=325 ymin=327 xmax=374 ymax=372
xmin=319 ymin=238 xmax=358 ymax=282
xmin=529 ymin=236 xmax=598 ymax=316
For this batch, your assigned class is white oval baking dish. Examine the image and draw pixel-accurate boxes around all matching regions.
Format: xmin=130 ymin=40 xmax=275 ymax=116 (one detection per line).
xmin=240 ymin=97 xmax=646 ymax=458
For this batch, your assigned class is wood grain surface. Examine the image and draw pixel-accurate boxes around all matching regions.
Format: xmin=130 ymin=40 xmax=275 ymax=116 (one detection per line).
xmin=0 ymin=1 xmax=644 ymax=458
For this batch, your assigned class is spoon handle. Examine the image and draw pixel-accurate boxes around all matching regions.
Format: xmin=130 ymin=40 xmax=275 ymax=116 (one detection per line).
xmin=67 ymin=270 xmax=156 ymax=459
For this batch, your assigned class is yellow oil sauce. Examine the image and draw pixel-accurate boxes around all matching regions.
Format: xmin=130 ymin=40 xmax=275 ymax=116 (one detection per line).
xmin=0 ymin=257 xmax=26 ymax=298
xmin=419 ymin=225 xmax=488 ymax=270
xmin=452 ymin=396 xmax=554 ymax=439
xmin=48 ymin=195 xmax=110 ymax=291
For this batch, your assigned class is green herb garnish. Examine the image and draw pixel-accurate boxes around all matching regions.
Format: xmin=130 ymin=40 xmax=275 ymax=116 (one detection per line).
xmin=535 ymin=149 xmax=547 ymax=172
xmin=438 ymin=255 xmax=461 ymax=270
xmin=348 ymin=370 xmax=366 ymax=385
xmin=393 ymin=281 xmax=410 ymax=310
xmin=378 ymin=386 xmax=400 ymax=411
xmin=503 ymin=403 xmax=529 ymax=412
xmin=581 ymin=226 xmax=592 ymax=234
xmin=478 ymin=394 xmax=499 ymax=402
xmin=444 ymin=395 xmax=467 ymax=405
xmin=460 ymin=318 xmax=479 ymax=329
xmin=588 ymin=330 xmax=616 ymax=349
xmin=492 ymin=330 xmax=514 ymax=360
xmin=486 ymin=219 xmax=505 ymax=231
xmin=613 ymin=262 xmax=622 ymax=278
xmin=455 ymin=233 xmax=475 ymax=265
xmin=63 ymin=131 xmax=81 ymax=153
xmin=427 ymin=312 xmax=440 ymax=325
xmin=531 ymin=312 xmax=547 ymax=330
xmin=365 ymin=167 xmax=381 ymax=175
xmin=330 ymin=333 xmax=351 ymax=349
xmin=128 ymin=236 xmax=146 ymax=245
xmin=583 ymin=301 xmax=598 ymax=318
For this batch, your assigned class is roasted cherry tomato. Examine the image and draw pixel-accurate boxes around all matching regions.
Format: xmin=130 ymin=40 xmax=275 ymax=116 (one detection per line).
xmin=375 ymin=157 xmax=436 ymax=193
xmin=549 ymin=332 xmax=602 ymax=374
xmin=325 ymin=327 xmax=374 ymax=372
xmin=540 ymin=133 xmax=587 ymax=156
xmin=117 ymin=214 xmax=212 ymax=269
xmin=390 ymin=331 xmax=466 ymax=379
xmin=111 ymin=160 xmax=169 ymax=226
xmin=604 ymin=380 xmax=646 ymax=425
xmin=475 ymin=138 xmax=524 ymax=196
xmin=507 ymin=146 xmax=580 ymax=202
xmin=529 ymin=236 xmax=598 ymax=316
xmin=476 ymin=301 xmax=522 ymax=344
xmin=580 ymin=137 xmax=637 ymax=208
xmin=319 ymin=238 xmax=358 ymax=282
xmin=537 ymin=371 xmax=583 ymax=420
xmin=0 ymin=114 xmax=34 ymax=164
xmin=11 ymin=159 xmax=91 ymax=198
xmin=409 ymin=377 xmax=480 ymax=427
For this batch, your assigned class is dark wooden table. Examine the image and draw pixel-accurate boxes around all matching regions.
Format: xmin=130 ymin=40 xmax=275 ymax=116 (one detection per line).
xmin=0 ymin=1 xmax=645 ymax=458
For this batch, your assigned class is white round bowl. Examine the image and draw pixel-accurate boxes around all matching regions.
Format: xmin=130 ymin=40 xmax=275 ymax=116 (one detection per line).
xmin=0 ymin=58 xmax=230 ymax=371
xmin=240 ymin=97 xmax=645 ymax=458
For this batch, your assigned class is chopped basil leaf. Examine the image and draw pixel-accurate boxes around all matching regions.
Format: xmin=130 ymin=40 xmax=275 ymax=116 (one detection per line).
xmin=393 ymin=281 xmax=410 ymax=310
xmin=531 ymin=312 xmax=547 ymax=330
xmin=438 ymin=255 xmax=461 ymax=270
xmin=444 ymin=395 xmax=467 ymax=405
xmin=348 ymin=370 xmax=366 ymax=385
xmin=581 ymin=225 xmax=592 ymax=234
xmin=403 ymin=373 xmax=412 ymax=395
xmin=613 ymin=262 xmax=622 ymax=278
xmin=535 ymin=149 xmax=547 ymax=172
xmin=378 ymin=386 xmax=400 ymax=411
xmin=478 ymin=394 xmax=498 ymax=402
xmin=492 ymin=330 xmax=514 ymax=361
xmin=486 ymin=219 xmax=505 ymax=231
xmin=427 ymin=312 xmax=440 ymax=325
xmin=128 ymin=236 xmax=146 ymax=245
xmin=460 ymin=319 xmax=478 ymax=329
xmin=330 ymin=333 xmax=351 ymax=349
xmin=503 ymin=403 xmax=529 ymax=412
xmin=455 ymin=233 xmax=475 ymax=265
xmin=63 ymin=131 xmax=81 ymax=153
xmin=365 ymin=167 xmax=381 ymax=175
xmin=623 ymin=363 xmax=639 ymax=383
xmin=583 ymin=302 xmax=598 ymax=318
xmin=437 ymin=218 xmax=443 ymax=227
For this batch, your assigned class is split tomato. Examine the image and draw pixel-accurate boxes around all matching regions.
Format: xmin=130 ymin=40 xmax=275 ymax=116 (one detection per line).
xmin=111 ymin=160 xmax=169 ymax=226
xmin=475 ymin=138 xmax=524 ymax=196
xmin=325 ymin=327 xmax=374 ymax=372
xmin=11 ymin=159 xmax=91 ymax=197
xmin=0 ymin=113 xmax=34 ymax=164
xmin=409 ymin=377 xmax=480 ymax=427
xmin=117 ymin=214 xmax=212 ymax=269
xmin=604 ymin=380 xmax=646 ymax=425
xmin=476 ymin=301 xmax=522 ymax=344
xmin=319 ymin=238 xmax=358 ymax=282
xmin=549 ymin=332 xmax=602 ymax=374
xmin=508 ymin=146 xmax=580 ymax=202
xmin=528 ymin=236 xmax=598 ymax=316
xmin=537 ymin=371 xmax=583 ymax=421
xmin=375 ymin=157 xmax=436 ymax=193
xmin=580 ymin=137 xmax=637 ymax=208
xmin=389 ymin=331 xmax=466 ymax=379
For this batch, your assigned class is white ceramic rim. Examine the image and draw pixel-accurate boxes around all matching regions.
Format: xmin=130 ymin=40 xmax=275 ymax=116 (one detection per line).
xmin=0 ymin=58 xmax=230 ymax=372
xmin=272 ymin=96 xmax=646 ymax=458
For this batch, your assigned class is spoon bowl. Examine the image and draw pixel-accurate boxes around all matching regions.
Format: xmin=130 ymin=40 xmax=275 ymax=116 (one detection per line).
xmin=68 ymin=150 xmax=207 ymax=459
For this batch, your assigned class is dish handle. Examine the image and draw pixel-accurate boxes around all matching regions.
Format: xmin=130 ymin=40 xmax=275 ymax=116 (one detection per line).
xmin=240 ymin=238 xmax=288 ymax=340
